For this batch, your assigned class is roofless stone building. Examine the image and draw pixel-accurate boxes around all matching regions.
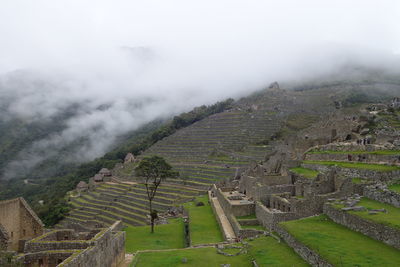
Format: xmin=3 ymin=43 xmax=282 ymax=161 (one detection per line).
xmin=0 ymin=197 xmax=44 ymax=252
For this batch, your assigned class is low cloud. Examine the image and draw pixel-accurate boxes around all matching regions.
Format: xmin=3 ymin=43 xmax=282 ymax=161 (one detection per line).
xmin=0 ymin=0 xmax=399 ymax=178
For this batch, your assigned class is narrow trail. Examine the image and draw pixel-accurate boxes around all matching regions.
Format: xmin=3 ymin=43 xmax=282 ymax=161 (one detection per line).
xmin=210 ymin=195 xmax=236 ymax=241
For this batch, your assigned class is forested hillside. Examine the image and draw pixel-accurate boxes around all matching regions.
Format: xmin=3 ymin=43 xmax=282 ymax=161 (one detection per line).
xmin=0 ymin=99 xmax=233 ymax=225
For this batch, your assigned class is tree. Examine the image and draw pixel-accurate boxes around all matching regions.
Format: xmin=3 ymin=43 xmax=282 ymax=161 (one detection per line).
xmin=135 ymin=156 xmax=178 ymax=233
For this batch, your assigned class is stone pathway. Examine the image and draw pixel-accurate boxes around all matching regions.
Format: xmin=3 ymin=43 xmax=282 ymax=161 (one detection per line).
xmin=121 ymin=253 xmax=133 ymax=267
xmin=210 ymin=196 xmax=236 ymax=241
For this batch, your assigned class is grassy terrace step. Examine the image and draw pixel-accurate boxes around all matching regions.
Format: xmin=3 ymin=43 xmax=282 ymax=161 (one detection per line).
xmin=333 ymin=197 xmax=400 ymax=230
xmin=118 ymin=196 xmax=169 ymax=211
xmin=167 ymin=178 xmax=213 ymax=188
xmin=280 ymin=215 xmax=400 ymax=266
xmin=125 ymin=218 xmax=184 ymax=253
xmin=95 ymin=187 xmax=127 ymax=195
xmin=183 ymin=195 xmax=223 ymax=245
xmin=71 ymin=197 xmax=147 ymax=222
xmin=134 ymin=184 xmax=203 ymax=196
xmin=97 ymin=184 xmax=128 ymax=191
xmin=307 ymin=150 xmax=400 ymax=155
xmin=303 ymin=160 xmax=400 ymax=172
xmin=126 ymin=191 xmax=189 ymax=204
xmin=129 ymin=186 xmax=191 ymax=200
xmin=389 ymin=184 xmax=400 ymax=193
xmin=289 ymin=167 xmax=319 ymax=179
xmin=71 ymin=209 xmax=97 ymax=217
xmin=133 ymin=236 xmax=308 ymax=267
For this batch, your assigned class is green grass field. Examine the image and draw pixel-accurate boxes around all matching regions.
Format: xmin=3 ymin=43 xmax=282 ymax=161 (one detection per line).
xmin=240 ymin=225 xmax=265 ymax=230
xmin=307 ymin=150 xmax=400 ymax=155
xmin=389 ymin=183 xmax=400 ymax=193
xmin=183 ymin=195 xmax=223 ymax=245
xmin=124 ymin=218 xmax=185 ymax=253
xmin=289 ymin=167 xmax=319 ymax=179
xmin=280 ymin=215 xmax=400 ymax=266
xmin=132 ymin=236 xmax=309 ymax=267
xmin=351 ymin=177 xmax=370 ymax=184
xmin=334 ymin=197 xmax=400 ymax=230
xmin=303 ymin=160 xmax=400 ymax=172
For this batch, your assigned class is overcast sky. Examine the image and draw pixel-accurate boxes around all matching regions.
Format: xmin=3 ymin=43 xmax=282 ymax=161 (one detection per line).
xmin=1 ymin=0 xmax=399 ymax=177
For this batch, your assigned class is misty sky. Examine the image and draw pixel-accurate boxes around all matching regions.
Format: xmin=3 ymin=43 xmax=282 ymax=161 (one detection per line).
xmin=0 ymin=0 xmax=399 ymax=177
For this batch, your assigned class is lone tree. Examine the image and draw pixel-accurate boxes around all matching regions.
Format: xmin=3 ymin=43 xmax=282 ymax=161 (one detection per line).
xmin=135 ymin=156 xmax=178 ymax=233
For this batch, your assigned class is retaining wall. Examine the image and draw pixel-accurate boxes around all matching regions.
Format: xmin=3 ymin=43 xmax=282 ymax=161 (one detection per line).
xmin=275 ymin=224 xmax=333 ymax=267
xmin=323 ymin=203 xmax=400 ymax=249
xmin=363 ymin=186 xmax=400 ymax=208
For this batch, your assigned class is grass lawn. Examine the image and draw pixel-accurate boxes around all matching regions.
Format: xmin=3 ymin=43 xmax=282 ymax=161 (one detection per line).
xmin=132 ymin=236 xmax=309 ymax=267
xmin=389 ymin=183 xmax=400 ymax=193
xmin=240 ymin=225 xmax=265 ymax=230
xmin=248 ymin=236 xmax=309 ymax=266
xmin=307 ymin=150 xmax=400 ymax=155
xmin=280 ymin=215 xmax=400 ymax=266
xmin=183 ymin=195 xmax=223 ymax=245
xmin=124 ymin=218 xmax=185 ymax=253
xmin=334 ymin=197 xmax=400 ymax=230
xmin=303 ymin=160 xmax=400 ymax=172
xmin=351 ymin=177 xmax=371 ymax=184
xmin=289 ymin=167 xmax=319 ymax=179
xmin=132 ymin=247 xmax=252 ymax=267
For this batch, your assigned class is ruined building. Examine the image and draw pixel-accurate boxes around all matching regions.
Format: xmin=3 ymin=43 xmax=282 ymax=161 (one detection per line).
xmin=0 ymin=197 xmax=44 ymax=252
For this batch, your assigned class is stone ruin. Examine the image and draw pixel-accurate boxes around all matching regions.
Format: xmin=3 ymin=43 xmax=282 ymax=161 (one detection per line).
xmin=0 ymin=197 xmax=125 ymax=267
xmin=0 ymin=224 xmax=10 ymax=251
xmin=211 ymin=108 xmax=400 ymax=233
xmin=0 ymin=197 xmax=44 ymax=252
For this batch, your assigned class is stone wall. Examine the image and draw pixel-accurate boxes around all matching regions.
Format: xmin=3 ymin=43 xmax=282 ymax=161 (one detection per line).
xmin=305 ymin=153 xmax=400 ymax=165
xmin=60 ymin=229 xmax=125 ymax=267
xmin=17 ymin=221 xmax=125 ymax=267
xmin=363 ymin=185 xmax=400 ymax=207
xmin=275 ymin=224 xmax=333 ymax=267
xmin=303 ymin=164 xmax=399 ymax=182
xmin=255 ymin=202 xmax=299 ymax=230
xmin=227 ymin=214 xmax=263 ymax=239
xmin=255 ymin=184 xmax=295 ymax=206
xmin=15 ymin=251 xmax=73 ymax=267
xmin=324 ymin=204 xmax=400 ymax=249
xmin=214 ymin=186 xmax=255 ymax=217
xmin=0 ymin=224 xmax=9 ymax=250
xmin=0 ymin=198 xmax=44 ymax=252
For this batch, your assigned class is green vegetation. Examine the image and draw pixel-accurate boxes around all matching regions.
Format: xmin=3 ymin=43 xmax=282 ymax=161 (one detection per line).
xmin=351 ymin=177 xmax=370 ymax=184
xmin=183 ymin=195 xmax=223 ymax=245
xmin=307 ymin=150 xmax=400 ymax=155
xmin=0 ymin=99 xmax=233 ymax=226
xmin=303 ymin=160 xmax=400 ymax=172
xmin=132 ymin=247 xmax=252 ymax=267
xmin=135 ymin=155 xmax=179 ymax=233
xmin=334 ymin=198 xmax=400 ymax=230
xmin=240 ymin=225 xmax=265 ymax=230
xmin=247 ymin=236 xmax=309 ymax=266
xmin=280 ymin=215 xmax=400 ymax=266
xmin=289 ymin=167 xmax=319 ymax=179
xmin=132 ymin=236 xmax=309 ymax=267
xmin=389 ymin=183 xmax=400 ymax=193
xmin=124 ymin=218 xmax=185 ymax=253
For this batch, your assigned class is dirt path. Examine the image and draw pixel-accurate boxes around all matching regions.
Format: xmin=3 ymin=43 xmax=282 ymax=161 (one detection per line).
xmin=210 ymin=196 xmax=236 ymax=241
